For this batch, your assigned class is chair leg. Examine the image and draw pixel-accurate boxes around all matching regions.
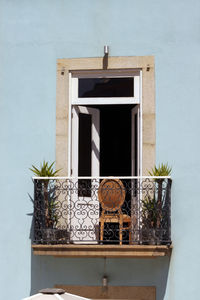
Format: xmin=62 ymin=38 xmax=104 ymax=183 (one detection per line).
xmin=129 ymin=223 xmax=132 ymax=245
xmin=100 ymin=220 xmax=104 ymax=244
xmin=119 ymin=214 xmax=123 ymax=245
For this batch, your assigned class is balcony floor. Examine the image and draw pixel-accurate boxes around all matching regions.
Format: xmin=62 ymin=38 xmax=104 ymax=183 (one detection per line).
xmin=32 ymin=244 xmax=172 ymax=258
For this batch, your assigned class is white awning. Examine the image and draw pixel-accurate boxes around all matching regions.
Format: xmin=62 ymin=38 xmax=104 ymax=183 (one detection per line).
xmin=22 ymin=289 xmax=91 ymax=300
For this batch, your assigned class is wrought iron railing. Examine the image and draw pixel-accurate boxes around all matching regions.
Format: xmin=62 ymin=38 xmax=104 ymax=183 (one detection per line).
xmin=33 ymin=177 xmax=172 ymax=245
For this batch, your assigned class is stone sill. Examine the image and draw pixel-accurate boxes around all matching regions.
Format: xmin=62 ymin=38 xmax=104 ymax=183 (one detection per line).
xmin=32 ymin=244 xmax=172 ymax=258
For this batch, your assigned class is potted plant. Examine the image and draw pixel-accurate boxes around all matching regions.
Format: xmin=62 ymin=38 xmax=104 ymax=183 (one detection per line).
xmin=30 ymin=161 xmax=64 ymax=243
xmin=142 ymin=195 xmax=159 ymax=244
xmin=142 ymin=163 xmax=172 ymax=244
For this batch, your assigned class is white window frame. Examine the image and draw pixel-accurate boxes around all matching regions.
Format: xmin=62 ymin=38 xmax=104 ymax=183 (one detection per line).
xmin=71 ymin=69 xmax=141 ymax=105
xmin=68 ymin=69 xmax=143 ymax=177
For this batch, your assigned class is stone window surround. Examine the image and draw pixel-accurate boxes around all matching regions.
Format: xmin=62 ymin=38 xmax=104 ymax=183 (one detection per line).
xmin=56 ymin=56 xmax=155 ymax=176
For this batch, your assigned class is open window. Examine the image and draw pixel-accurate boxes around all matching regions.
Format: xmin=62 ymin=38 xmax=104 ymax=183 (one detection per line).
xmin=70 ymin=70 xmax=142 ymax=178
xmin=69 ymin=71 xmax=142 ymax=243
xmin=71 ymin=104 xmax=141 ymax=178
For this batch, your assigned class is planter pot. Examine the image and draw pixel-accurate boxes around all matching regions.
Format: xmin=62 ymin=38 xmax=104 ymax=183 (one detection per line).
xmin=142 ymin=228 xmax=161 ymax=245
xmin=41 ymin=228 xmax=69 ymax=244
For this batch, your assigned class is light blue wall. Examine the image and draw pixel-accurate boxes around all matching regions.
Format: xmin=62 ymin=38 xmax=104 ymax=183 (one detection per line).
xmin=0 ymin=0 xmax=200 ymax=299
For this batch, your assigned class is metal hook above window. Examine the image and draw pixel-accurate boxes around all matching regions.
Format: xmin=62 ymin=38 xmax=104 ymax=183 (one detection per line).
xmin=103 ymin=45 xmax=109 ymax=70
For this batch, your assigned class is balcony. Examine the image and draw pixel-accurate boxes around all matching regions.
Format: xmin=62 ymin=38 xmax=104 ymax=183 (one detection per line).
xmin=32 ymin=177 xmax=172 ymax=258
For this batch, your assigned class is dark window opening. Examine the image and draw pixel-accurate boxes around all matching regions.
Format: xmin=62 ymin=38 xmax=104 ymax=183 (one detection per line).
xmin=78 ymin=113 xmax=91 ymax=196
xmin=79 ymin=78 xmax=134 ymax=98
xmin=99 ymin=105 xmax=132 ymax=177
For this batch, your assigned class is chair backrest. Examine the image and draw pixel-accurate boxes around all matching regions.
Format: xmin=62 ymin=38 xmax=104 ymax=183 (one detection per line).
xmin=98 ymin=179 xmax=126 ymax=212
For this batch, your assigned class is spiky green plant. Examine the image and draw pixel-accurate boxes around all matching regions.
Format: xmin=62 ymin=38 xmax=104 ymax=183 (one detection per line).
xmin=148 ymin=163 xmax=172 ymax=177
xmin=146 ymin=163 xmax=172 ymax=235
xmin=30 ymin=161 xmax=61 ymax=228
xmin=30 ymin=160 xmax=61 ymax=177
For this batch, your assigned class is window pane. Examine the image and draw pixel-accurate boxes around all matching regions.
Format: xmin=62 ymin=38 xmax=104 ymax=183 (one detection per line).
xmin=78 ymin=78 xmax=134 ymax=98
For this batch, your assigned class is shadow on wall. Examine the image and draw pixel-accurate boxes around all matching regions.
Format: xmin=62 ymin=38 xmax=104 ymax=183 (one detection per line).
xmin=30 ymin=252 xmax=170 ymax=300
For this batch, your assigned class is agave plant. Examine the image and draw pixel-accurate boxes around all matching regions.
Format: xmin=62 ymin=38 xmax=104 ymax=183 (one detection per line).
xmin=148 ymin=163 xmax=172 ymax=177
xmin=144 ymin=163 xmax=172 ymax=241
xmin=30 ymin=160 xmax=61 ymax=177
xmin=30 ymin=161 xmax=61 ymax=228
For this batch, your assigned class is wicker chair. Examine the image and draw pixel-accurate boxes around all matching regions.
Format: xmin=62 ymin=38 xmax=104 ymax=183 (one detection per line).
xmin=98 ymin=178 xmax=131 ymax=245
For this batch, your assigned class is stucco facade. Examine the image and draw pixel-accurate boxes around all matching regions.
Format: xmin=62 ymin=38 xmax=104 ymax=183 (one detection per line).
xmin=0 ymin=1 xmax=200 ymax=300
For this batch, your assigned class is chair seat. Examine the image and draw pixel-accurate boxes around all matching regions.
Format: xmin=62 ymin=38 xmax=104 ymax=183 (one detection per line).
xmin=99 ymin=214 xmax=131 ymax=224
